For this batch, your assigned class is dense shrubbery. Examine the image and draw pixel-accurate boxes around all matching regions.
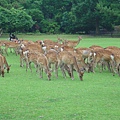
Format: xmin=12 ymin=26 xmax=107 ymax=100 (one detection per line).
xmin=0 ymin=0 xmax=120 ymax=34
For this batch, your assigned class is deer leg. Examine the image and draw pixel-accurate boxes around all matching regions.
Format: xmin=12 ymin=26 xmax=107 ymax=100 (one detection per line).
xmin=68 ymin=65 xmax=74 ymax=80
xmin=118 ymin=64 xmax=120 ymax=77
xmin=25 ymin=58 xmax=29 ymax=72
xmin=92 ymin=61 xmax=97 ymax=73
xmin=55 ymin=62 xmax=58 ymax=78
xmin=35 ymin=64 xmax=38 ymax=72
xmin=20 ymin=57 xmax=23 ymax=67
xmin=60 ymin=63 xmax=67 ymax=78
xmin=110 ymin=61 xmax=117 ymax=76
xmin=39 ymin=66 xmax=43 ymax=78
xmin=29 ymin=62 xmax=32 ymax=72
xmin=97 ymin=60 xmax=103 ymax=73
xmin=64 ymin=64 xmax=72 ymax=78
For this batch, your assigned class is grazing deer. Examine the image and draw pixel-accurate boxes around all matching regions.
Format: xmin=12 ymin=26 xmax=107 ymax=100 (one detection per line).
xmin=45 ymin=49 xmax=58 ymax=78
xmin=92 ymin=49 xmax=116 ymax=75
xmin=112 ymin=54 xmax=120 ymax=76
xmin=57 ymin=51 xmax=84 ymax=80
xmin=75 ymin=47 xmax=94 ymax=64
xmin=25 ymin=52 xmax=39 ymax=72
xmin=0 ymin=54 xmax=4 ymax=77
xmin=59 ymin=45 xmax=89 ymax=73
xmin=0 ymin=54 xmax=11 ymax=77
xmin=37 ymin=53 xmax=51 ymax=80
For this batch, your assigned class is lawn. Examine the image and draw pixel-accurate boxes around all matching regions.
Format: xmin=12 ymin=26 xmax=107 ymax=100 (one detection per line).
xmin=0 ymin=34 xmax=120 ymax=120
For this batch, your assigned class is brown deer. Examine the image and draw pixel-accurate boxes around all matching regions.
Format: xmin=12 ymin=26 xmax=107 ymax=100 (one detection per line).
xmin=0 ymin=54 xmax=4 ymax=77
xmin=45 ymin=49 xmax=58 ymax=78
xmin=62 ymin=36 xmax=82 ymax=48
xmin=24 ymin=52 xmax=39 ymax=72
xmin=112 ymin=54 xmax=120 ymax=76
xmin=0 ymin=54 xmax=11 ymax=77
xmin=105 ymin=46 xmax=120 ymax=55
xmin=75 ymin=47 xmax=94 ymax=64
xmin=37 ymin=53 xmax=51 ymax=80
xmin=2 ymin=41 xmax=20 ymax=56
xmin=92 ymin=49 xmax=116 ymax=75
xmin=57 ymin=51 xmax=84 ymax=80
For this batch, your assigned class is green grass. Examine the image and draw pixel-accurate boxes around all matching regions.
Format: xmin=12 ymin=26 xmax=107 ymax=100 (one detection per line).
xmin=0 ymin=34 xmax=120 ymax=120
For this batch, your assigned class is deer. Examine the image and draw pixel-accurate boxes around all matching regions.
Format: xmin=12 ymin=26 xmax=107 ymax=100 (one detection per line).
xmin=92 ymin=49 xmax=116 ymax=75
xmin=104 ymin=46 xmax=120 ymax=55
xmin=20 ymin=42 xmax=44 ymax=54
xmin=0 ymin=54 xmax=11 ymax=77
xmin=75 ymin=47 xmax=94 ymax=64
xmin=45 ymin=49 xmax=58 ymax=78
xmin=0 ymin=54 xmax=4 ymax=77
xmin=89 ymin=45 xmax=104 ymax=51
xmin=2 ymin=41 xmax=20 ymax=56
xmin=113 ymin=54 xmax=120 ymax=76
xmin=57 ymin=51 xmax=84 ymax=80
xmin=62 ymin=36 xmax=82 ymax=48
xmin=24 ymin=52 xmax=39 ymax=72
xmin=60 ymin=46 xmax=90 ymax=73
xmin=37 ymin=53 xmax=51 ymax=80
xmin=18 ymin=42 xmax=44 ymax=69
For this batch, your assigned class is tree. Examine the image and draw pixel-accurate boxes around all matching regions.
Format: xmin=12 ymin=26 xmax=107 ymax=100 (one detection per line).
xmin=72 ymin=0 xmax=102 ymax=34
xmin=0 ymin=0 xmax=120 ymax=34
xmin=97 ymin=0 xmax=120 ymax=31
xmin=0 ymin=7 xmax=34 ymax=33
xmin=60 ymin=11 xmax=76 ymax=33
xmin=41 ymin=20 xmax=60 ymax=34
xmin=27 ymin=9 xmax=44 ymax=32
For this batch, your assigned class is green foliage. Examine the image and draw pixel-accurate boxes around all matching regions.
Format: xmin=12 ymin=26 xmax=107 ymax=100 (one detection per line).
xmin=97 ymin=0 xmax=120 ymax=26
xmin=41 ymin=20 xmax=60 ymax=34
xmin=0 ymin=7 xmax=12 ymax=32
xmin=61 ymin=11 xmax=76 ymax=33
xmin=26 ymin=9 xmax=44 ymax=32
xmin=0 ymin=0 xmax=120 ymax=34
xmin=0 ymin=7 xmax=34 ymax=33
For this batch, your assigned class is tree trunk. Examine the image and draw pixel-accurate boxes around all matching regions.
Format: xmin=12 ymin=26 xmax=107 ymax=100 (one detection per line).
xmin=0 ymin=28 xmax=3 ymax=36
xmin=95 ymin=18 xmax=100 ymax=35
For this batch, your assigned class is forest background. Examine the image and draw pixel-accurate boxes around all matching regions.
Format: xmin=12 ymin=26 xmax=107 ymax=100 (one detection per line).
xmin=0 ymin=0 xmax=120 ymax=35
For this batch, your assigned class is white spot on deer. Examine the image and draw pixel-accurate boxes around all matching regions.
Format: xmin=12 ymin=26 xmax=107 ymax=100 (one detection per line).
xmin=90 ymin=52 xmax=93 ymax=56
xmin=74 ymin=50 xmax=76 ymax=53
xmin=55 ymin=45 xmax=58 ymax=48
xmin=21 ymin=44 xmax=25 ymax=48
xmin=110 ymin=54 xmax=114 ymax=60
xmin=42 ymin=46 xmax=46 ymax=51
xmin=41 ymin=41 xmax=44 ymax=45
xmin=94 ymin=53 xmax=96 ymax=57
xmin=23 ymin=50 xmax=29 ymax=55
xmin=61 ymin=48 xmax=64 ymax=51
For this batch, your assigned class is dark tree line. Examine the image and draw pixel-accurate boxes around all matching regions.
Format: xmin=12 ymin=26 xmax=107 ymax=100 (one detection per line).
xmin=0 ymin=0 xmax=120 ymax=34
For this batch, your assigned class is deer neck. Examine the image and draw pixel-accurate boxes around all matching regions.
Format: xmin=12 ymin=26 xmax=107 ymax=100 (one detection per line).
xmin=78 ymin=37 xmax=81 ymax=43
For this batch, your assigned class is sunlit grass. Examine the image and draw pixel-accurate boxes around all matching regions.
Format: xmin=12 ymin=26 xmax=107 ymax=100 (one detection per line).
xmin=0 ymin=34 xmax=120 ymax=120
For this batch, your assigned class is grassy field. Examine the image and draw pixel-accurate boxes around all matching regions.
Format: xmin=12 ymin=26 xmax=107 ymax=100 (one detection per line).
xmin=0 ymin=34 xmax=120 ymax=120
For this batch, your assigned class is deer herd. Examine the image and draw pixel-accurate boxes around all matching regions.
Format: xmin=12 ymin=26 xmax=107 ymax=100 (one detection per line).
xmin=0 ymin=36 xmax=120 ymax=81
